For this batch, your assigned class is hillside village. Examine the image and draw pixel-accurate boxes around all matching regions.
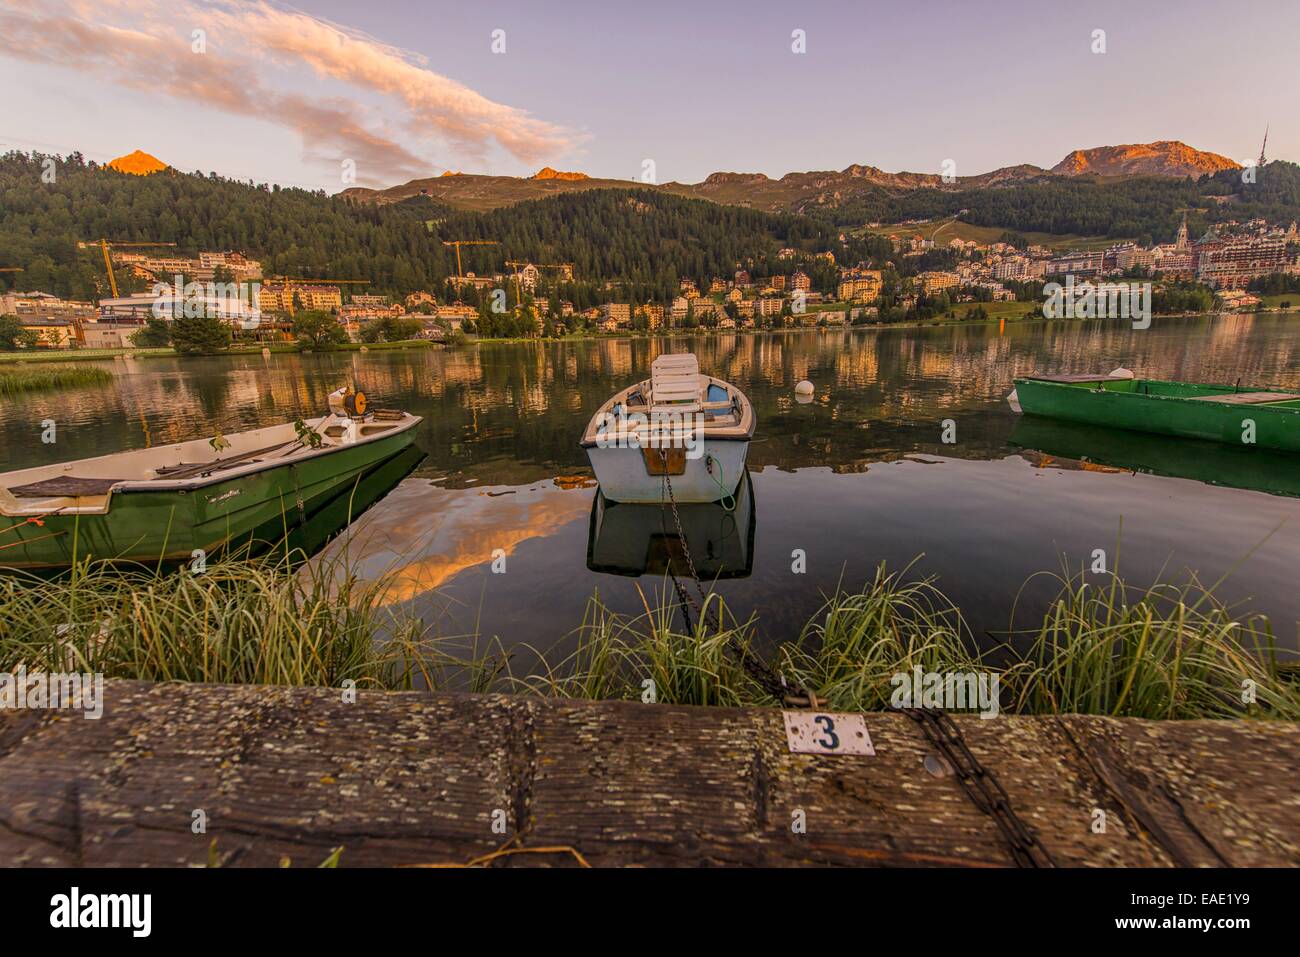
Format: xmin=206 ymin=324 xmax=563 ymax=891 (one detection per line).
xmin=4 ymin=210 xmax=1298 ymax=351
xmin=4 ymin=138 xmax=1300 ymax=352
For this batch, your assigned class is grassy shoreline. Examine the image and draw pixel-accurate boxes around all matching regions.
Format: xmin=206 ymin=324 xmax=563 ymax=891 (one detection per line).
xmin=0 ymin=365 xmax=114 ymax=394
xmin=2 ymin=551 xmax=1294 ymax=720
xmin=0 ymin=339 xmax=439 ymax=364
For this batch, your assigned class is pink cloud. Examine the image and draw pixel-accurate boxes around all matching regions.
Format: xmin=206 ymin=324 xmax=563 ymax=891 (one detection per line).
xmin=0 ymin=0 xmax=578 ymax=185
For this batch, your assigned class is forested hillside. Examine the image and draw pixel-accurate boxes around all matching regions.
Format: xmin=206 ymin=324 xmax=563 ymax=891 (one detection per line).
xmin=3 ymin=150 xmax=1298 ymax=304
xmin=0 ymin=152 xmax=836 ymax=302
xmin=819 ymin=163 xmax=1300 ymax=241
xmin=435 ymin=190 xmax=839 ymax=303
xmin=0 ymin=152 xmax=452 ymax=300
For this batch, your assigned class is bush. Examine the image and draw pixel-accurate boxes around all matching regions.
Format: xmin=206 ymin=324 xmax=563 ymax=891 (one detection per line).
xmin=129 ymin=317 xmax=172 ymax=348
xmin=292 ymin=310 xmax=349 ymax=349
xmin=169 ymin=314 xmax=232 ymax=355
xmin=0 ymin=314 xmax=38 ymax=351
xmin=359 ymin=315 xmax=421 ymax=343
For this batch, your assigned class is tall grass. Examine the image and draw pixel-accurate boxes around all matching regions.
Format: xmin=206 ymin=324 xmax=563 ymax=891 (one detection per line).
xmin=1 ymin=552 xmax=1296 ymax=719
xmin=510 ymin=586 xmax=764 ymax=707
xmin=0 ymin=551 xmax=445 ymax=690
xmin=780 ymin=564 xmax=980 ymax=711
xmin=0 ymin=365 xmax=113 ymax=395
xmin=1003 ymin=566 xmax=1299 ymax=720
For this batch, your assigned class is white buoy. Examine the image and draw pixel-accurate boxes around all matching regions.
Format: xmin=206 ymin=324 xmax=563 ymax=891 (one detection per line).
xmin=794 ymin=379 xmax=814 ymax=396
xmin=261 ymin=347 xmax=271 ymax=358
xmin=1006 ymin=388 xmax=1021 ymax=413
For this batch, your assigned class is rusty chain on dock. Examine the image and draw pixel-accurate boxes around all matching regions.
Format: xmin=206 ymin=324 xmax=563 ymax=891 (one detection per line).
xmin=657 ymin=453 xmax=1047 ymax=866
xmin=902 ymin=706 xmax=1056 ymax=868
xmin=657 ymin=448 xmax=816 ymax=708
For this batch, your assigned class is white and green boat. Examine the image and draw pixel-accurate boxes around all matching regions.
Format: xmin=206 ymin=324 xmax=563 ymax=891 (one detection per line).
xmin=0 ymin=389 xmax=421 ymax=569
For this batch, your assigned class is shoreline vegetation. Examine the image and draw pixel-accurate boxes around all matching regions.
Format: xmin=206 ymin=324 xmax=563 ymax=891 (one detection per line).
xmin=3 ymin=308 xmax=1296 ymax=366
xmin=0 ymin=364 xmax=113 ymax=394
xmin=2 ymin=551 xmax=1294 ymax=721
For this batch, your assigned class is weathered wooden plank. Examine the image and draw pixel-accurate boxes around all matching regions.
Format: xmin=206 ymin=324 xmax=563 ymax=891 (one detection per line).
xmin=0 ymin=680 xmax=1295 ymax=867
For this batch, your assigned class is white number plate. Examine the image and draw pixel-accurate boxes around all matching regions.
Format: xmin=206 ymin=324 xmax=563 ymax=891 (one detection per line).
xmin=782 ymin=711 xmax=875 ymax=756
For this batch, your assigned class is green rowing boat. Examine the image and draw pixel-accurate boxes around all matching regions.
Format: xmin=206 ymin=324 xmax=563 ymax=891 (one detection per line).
xmin=1009 ymin=372 xmax=1300 ymax=453
xmin=0 ymin=392 xmax=421 ymax=570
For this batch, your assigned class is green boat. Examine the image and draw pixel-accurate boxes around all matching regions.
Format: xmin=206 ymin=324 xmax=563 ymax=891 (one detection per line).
xmin=1009 ymin=372 xmax=1300 ymax=452
xmin=0 ymin=393 xmax=422 ymax=570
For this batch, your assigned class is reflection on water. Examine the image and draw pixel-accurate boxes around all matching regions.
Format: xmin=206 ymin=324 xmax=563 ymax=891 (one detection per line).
xmin=1010 ymin=417 xmax=1300 ymax=499
xmin=587 ymin=472 xmax=755 ymax=580
xmin=3 ymin=314 xmax=1300 ymax=657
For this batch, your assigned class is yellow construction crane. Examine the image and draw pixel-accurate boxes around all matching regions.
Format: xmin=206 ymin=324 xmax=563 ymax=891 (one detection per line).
xmin=0 ymin=267 xmax=22 ymax=272
xmin=80 ymin=240 xmax=176 ymax=298
xmin=261 ymin=276 xmax=371 ymax=317
xmin=441 ymin=240 xmax=499 ymax=283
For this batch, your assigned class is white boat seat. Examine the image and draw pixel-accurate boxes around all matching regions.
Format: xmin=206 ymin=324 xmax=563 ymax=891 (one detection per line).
xmin=651 ymin=353 xmax=703 ymax=412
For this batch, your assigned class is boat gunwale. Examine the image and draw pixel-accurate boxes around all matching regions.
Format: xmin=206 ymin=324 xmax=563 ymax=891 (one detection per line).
xmin=1012 ymin=377 xmax=1300 ymax=413
xmin=579 ymin=374 xmax=756 ymax=449
xmin=0 ymin=413 xmax=423 ymax=517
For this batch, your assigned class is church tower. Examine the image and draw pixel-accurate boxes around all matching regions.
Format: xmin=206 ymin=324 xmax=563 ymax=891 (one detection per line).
xmin=1175 ymin=213 xmax=1189 ymax=249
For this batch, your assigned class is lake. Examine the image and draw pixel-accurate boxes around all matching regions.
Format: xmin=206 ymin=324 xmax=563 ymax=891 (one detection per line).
xmin=4 ymin=313 xmax=1299 ymax=664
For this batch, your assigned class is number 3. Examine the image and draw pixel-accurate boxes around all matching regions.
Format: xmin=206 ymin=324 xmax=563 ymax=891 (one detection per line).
xmin=814 ymin=715 xmax=839 ymax=750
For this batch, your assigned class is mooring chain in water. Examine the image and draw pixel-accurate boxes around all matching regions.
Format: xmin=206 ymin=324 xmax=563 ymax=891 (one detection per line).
xmin=902 ymin=707 xmax=1055 ymax=868
xmin=657 ymin=449 xmax=815 ymax=708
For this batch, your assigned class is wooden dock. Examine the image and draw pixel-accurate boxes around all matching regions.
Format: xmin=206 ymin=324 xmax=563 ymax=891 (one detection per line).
xmin=0 ymin=680 xmax=1296 ymax=867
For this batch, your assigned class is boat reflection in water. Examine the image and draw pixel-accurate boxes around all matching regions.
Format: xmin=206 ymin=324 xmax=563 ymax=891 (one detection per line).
xmin=1010 ymin=416 xmax=1300 ymax=499
xmin=586 ymin=471 xmax=755 ymax=579
xmin=246 ymin=444 xmax=428 ymax=562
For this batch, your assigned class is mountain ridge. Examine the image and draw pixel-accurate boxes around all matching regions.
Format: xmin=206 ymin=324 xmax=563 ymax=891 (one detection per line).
xmin=1051 ymin=140 xmax=1240 ymax=177
xmin=342 ymin=141 xmax=1239 ymax=213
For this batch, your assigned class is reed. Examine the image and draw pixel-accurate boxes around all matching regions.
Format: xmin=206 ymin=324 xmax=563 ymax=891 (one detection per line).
xmin=0 ymin=550 xmax=447 ymax=690
xmin=1 ymin=552 xmax=1295 ymax=720
xmin=509 ymin=585 xmax=763 ymax=707
xmin=0 ymin=365 xmax=113 ymax=395
xmin=780 ymin=563 xmax=982 ymax=711
xmin=1002 ymin=565 xmax=1300 ymax=720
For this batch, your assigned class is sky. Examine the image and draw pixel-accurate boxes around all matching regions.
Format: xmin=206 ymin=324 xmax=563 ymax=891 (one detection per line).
xmin=0 ymin=0 xmax=1295 ymax=192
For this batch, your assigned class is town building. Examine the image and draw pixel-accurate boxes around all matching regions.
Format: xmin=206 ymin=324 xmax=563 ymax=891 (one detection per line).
xmin=837 ymin=268 xmax=882 ymax=302
xmin=1045 ymin=250 xmax=1105 ymax=277
xmin=918 ymin=271 xmax=960 ymax=295
xmin=1197 ymin=238 xmax=1288 ymax=288
xmin=599 ymin=302 xmax=631 ymax=328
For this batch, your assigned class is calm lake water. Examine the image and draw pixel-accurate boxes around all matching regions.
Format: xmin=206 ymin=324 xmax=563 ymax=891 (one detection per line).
xmin=4 ymin=314 xmax=1300 ymax=662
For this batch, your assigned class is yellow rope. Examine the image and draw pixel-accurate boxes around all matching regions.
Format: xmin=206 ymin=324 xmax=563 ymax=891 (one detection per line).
xmin=403 ymin=837 xmax=591 ymax=869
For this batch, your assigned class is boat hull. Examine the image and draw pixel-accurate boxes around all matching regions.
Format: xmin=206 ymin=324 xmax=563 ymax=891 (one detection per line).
xmin=0 ymin=427 xmax=419 ymax=570
xmin=585 ymin=440 xmax=749 ymax=504
xmin=1014 ymin=377 xmax=1300 ymax=453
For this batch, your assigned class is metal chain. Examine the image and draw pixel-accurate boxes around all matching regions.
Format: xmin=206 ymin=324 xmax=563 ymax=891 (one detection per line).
xmin=902 ymin=707 xmax=1055 ymax=868
xmin=657 ymin=449 xmax=814 ymax=707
